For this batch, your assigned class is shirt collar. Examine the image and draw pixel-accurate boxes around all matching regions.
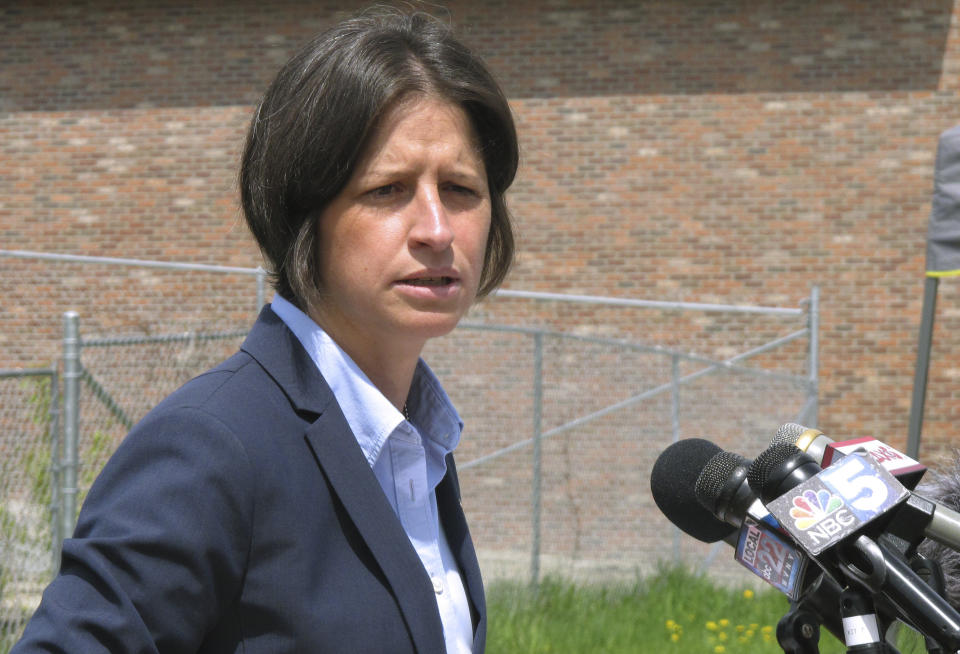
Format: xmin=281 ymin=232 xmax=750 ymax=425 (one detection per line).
xmin=270 ymin=295 xmax=462 ymax=467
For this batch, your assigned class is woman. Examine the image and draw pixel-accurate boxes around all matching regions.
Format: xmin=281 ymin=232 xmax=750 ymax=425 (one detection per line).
xmin=12 ymin=9 xmax=517 ymax=654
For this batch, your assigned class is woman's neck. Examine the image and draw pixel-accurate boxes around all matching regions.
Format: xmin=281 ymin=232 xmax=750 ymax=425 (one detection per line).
xmin=355 ymin=348 xmax=420 ymax=412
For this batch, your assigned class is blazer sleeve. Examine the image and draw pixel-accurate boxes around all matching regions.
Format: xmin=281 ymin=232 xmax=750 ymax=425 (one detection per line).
xmin=12 ymin=405 xmax=255 ymax=654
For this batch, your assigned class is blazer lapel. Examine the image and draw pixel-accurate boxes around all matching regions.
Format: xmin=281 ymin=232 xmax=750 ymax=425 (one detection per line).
xmin=243 ymin=307 xmax=446 ymax=652
xmin=437 ymin=455 xmax=486 ymax=651
xmin=304 ymin=403 xmax=446 ymax=654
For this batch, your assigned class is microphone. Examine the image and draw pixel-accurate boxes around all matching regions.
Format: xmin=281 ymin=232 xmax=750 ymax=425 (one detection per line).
xmin=694 ymin=447 xmax=813 ymax=600
xmin=651 ymin=438 xmax=846 ymax=643
xmin=771 ymin=423 xmax=836 ymax=470
xmin=694 ymin=449 xmax=759 ymax=528
xmin=773 ymin=424 xmax=960 ymax=554
xmin=650 ymin=438 xmax=737 ymax=543
xmin=651 ymin=438 xmax=792 ymax=550
xmin=748 ymin=442 xmax=960 ymax=651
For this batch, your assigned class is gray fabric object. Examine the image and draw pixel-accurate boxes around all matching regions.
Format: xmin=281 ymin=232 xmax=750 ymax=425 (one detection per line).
xmin=926 ymin=125 xmax=960 ymax=274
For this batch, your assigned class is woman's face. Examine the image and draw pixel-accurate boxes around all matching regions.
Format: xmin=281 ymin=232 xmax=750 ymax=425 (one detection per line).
xmin=312 ymin=96 xmax=492 ymax=358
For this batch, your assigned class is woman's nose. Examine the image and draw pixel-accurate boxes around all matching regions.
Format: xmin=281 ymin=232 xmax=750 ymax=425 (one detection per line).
xmin=408 ymin=186 xmax=454 ymax=250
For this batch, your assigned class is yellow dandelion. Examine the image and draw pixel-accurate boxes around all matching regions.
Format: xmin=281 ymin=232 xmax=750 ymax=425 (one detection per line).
xmin=670 ymin=632 xmax=680 ymax=643
xmin=714 ymin=646 xmax=726 ymax=653
xmin=718 ymin=632 xmax=728 ymax=641
xmin=705 ymin=621 xmax=718 ymax=631
xmin=665 ymin=619 xmax=676 ymax=630
xmin=761 ymin=625 xmax=774 ymax=634
xmin=742 ymin=589 xmax=755 ymax=599
xmin=719 ymin=619 xmax=730 ymax=628
xmin=736 ymin=625 xmax=745 ymax=633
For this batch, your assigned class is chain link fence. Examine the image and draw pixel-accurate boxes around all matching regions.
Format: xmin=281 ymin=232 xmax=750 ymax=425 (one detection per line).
xmin=0 ymin=251 xmax=819 ymax=648
xmin=0 ymin=370 xmax=58 ymax=653
xmin=432 ymin=300 xmax=818 ymax=587
xmin=74 ymin=328 xmax=249 ymax=506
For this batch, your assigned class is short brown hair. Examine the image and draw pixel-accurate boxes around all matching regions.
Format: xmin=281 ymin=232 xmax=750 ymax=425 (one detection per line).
xmin=240 ymin=9 xmax=518 ymax=311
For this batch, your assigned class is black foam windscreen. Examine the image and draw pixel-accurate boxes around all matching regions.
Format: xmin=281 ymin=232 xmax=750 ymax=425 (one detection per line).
xmin=650 ymin=438 xmax=737 ymax=543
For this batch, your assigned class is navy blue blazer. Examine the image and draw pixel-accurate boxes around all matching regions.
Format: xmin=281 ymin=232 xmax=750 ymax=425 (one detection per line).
xmin=12 ymin=306 xmax=485 ymax=653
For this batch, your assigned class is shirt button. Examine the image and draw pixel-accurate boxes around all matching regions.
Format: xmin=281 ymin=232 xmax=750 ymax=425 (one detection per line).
xmin=432 ymin=576 xmax=444 ymax=594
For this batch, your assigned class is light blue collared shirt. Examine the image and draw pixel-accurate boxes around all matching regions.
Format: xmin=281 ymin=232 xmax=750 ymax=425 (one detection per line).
xmin=271 ymin=295 xmax=474 ymax=654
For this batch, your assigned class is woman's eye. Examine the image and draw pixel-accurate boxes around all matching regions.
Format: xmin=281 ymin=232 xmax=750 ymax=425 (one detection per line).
xmin=445 ymin=183 xmax=478 ymax=196
xmin=368 ymin=183 xmax=401 ymax=198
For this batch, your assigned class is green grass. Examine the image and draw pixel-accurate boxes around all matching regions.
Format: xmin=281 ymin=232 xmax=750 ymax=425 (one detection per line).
xmin=0 ymin=565 xmax=929 ymax=653
xmin=486 ymin=566 xmax=927 ymax=654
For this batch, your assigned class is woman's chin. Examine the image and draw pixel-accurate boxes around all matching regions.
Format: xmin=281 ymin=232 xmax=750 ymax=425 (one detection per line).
xmin=400 ymin=311 xmax=465 ymax=342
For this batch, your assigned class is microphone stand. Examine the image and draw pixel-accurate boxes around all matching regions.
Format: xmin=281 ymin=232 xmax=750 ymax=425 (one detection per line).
xmin=776 ymin=603 xmax=823 ymax=654
xmin=775 ymin=583 xmax=904 ymax=654
xmin=774 ymin=480 xmax=960 ymax=653
xmin=774 ymin=582 xmax=903 ymax=654
xmin=839 ymin=588 xmax=892 ymax=654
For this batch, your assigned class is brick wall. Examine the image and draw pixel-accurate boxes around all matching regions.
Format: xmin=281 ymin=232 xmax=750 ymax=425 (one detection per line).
xmin=2 ymin=0 xmax=960 ymax=578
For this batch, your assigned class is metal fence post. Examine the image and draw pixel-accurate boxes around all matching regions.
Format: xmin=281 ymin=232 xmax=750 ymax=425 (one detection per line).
xmin=807 ymin=286 xmax=820 ymax=429
xmin=49 ymin=367 xmax=62 ymax=574
xmin=670 ymin=353 xmax=681 ymax=445
xmin=670 ymin=353 xmax=681 ymax=564
xmin=907 ymin=277 xmax=937 ymax=459
xmin=255 ymin=266 xmax=267 ymax=311
xmin=530 ymin=332 xmax=543 ymax=587
xmin=61 ymin=311 xmax=81 ymax=549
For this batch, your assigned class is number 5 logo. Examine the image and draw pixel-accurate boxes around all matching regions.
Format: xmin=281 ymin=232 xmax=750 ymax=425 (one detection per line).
xmin=820 ymin=454 xmax=889 ymax=514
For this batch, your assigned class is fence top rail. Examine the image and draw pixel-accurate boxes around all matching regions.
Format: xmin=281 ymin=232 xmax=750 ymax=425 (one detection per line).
xmin=82 ymin=329 xmax=251 ymax=348
xmin=0 ymin=249 xmax=264 ymax=276
xmin=492 ymin=288 xmax=807 ymax=317
xmin=0 ymin=367 xmax=57 ymax=378
xmin=460 ymin=321 xmax=810 ymax=373
xmin=4 ymin=249 xmax=810 ymax=317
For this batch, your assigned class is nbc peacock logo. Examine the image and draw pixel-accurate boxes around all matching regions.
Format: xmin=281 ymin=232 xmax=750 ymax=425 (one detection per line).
xmin=788 ymin=489 xmax=844 ymax=530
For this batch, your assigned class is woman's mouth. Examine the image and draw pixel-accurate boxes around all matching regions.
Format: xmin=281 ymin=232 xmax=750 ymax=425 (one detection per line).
xmin=402 ymin=277 xmax=455 ymax=287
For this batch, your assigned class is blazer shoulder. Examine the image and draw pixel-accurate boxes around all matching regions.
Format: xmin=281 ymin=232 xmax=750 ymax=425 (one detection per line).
xmin=156 ymin=350 xmax=281 ymax=416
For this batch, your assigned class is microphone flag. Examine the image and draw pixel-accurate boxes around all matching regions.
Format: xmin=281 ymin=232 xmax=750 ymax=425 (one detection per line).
xmin=821 ymin=436 xmax=926 ymax=489
xmin=765 ymin=453 xmax=909 ymax=555
xmin=734 ymin=514 xmax=809 ymax=600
